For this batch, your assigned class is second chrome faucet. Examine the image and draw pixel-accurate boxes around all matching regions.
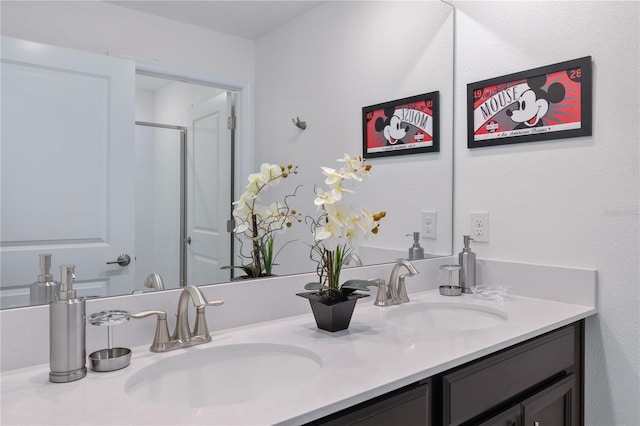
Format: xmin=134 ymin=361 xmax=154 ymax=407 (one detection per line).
xmin=374 ymin=259 xmax=419 ymax=306
xmin=132 ymin=285 xmax=224 ymax=352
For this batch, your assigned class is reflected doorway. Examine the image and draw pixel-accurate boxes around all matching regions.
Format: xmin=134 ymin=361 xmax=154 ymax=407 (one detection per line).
xmin=135 ymin=74 xmax=237 ymax=289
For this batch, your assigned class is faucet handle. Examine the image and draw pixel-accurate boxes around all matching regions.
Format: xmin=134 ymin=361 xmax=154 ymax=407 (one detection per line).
xmin=192 ymin=299 xmax=224 ymax=341
xmin=373 ymin=279 xmax=394 ymax=307
xmin=131 ymin=310 xmax=171 ymax=353
xmin=397 ymin=275 xmax=410 ymax=303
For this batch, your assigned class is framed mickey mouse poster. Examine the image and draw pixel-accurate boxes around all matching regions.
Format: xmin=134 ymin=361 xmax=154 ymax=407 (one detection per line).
xmin=467 ymin=56 xmax=592 ymax=148
xmin=362 ymin=92 xmax=439 ymax=159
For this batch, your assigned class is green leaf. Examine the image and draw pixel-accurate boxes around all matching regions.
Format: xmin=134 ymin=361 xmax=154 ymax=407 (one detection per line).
xmin=340 ymin=279 xmax=379 ymax=292
xmin=304 ymin=282 xmax=324 ymax=290
xmin=220 ymin=265 xmax=260 ymax=277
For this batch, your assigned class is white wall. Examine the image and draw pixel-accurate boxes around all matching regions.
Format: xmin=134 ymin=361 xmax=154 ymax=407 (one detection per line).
xmin=452 ymin=2 xmax=639 ymax=425
xmin=254 ymin=1 xmax=454 ymax=275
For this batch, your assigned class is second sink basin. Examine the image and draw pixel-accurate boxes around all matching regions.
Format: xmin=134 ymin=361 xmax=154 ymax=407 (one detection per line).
xmin=125 ymin=343 xmax=322 ymax=408
xmin=387 ymin=302 xmax=508 ymax=331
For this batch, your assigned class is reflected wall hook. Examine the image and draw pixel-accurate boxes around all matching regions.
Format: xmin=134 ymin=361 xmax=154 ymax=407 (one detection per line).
xmin=292 ymin=116 xmax=307 ymax=130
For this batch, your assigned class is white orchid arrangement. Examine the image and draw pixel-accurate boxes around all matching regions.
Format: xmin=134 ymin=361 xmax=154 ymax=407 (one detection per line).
xmin=305 ymin=154 xmax=386 ymax=299
xmin=229 ymin=163 xmax=300 ymax=278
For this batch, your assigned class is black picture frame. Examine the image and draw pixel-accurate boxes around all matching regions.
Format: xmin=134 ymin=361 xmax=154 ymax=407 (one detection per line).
xmin=467 ymin=56 xmax=592 ymax=148
xmin=362 ymin=92 xmax=439 ymax=159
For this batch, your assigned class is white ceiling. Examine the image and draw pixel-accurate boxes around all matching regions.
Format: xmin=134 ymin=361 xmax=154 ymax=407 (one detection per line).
xmin=107 ymin=1 xmax=325 ymax=41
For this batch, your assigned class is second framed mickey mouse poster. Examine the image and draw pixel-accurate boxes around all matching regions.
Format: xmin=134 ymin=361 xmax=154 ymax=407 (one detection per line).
xmin=468 ymin=56 xmax=592 ymax=148
xmin=362 ymin=92 xmax=439 ymax=159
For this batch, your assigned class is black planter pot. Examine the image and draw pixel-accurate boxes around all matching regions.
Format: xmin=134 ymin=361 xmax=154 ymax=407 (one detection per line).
xmin=296 ymin=292 xmax=369 ymax=332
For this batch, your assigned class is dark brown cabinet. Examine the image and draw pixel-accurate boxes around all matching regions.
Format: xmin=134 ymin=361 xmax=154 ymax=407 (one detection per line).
xmin=439 ymin=321 xmax=582 ymax=426
xmin=478 ymin=375 xmax=576 ymax=426
xmin=478 ymin=405 xmax=521 ymax=426
xmin=310 ymin=321 xmax=583 ymax=426
xmin=312 ymin=380 xmax=430 ymax=426
xmin=522 ymin=375 xmax=577 ymax=426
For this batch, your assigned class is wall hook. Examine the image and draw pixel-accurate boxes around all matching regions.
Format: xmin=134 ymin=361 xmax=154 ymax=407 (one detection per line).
xmin=292 ymin=116 xmax=307 ymax=130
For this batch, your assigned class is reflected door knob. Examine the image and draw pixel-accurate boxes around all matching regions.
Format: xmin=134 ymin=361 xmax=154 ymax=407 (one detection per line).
xmin=106 ymin=254 xmax=131 ymax=267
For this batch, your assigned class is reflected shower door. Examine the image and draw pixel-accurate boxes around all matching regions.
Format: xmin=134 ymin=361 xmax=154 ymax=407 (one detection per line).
xmin=134 ymin=123 xmax=186 ymax=290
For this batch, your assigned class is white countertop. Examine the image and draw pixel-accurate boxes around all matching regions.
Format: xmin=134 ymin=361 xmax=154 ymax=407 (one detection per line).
xmin=0 ymin=289 xmax=596 ymax=425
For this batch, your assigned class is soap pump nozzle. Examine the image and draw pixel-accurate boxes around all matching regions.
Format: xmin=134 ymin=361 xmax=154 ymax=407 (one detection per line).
xmin=37 ymin=254 xmax=54 ymax=283
xmin=462 ymin=235 xmax=474 ymax=250
xmin=406 ymin=232 xmax=424 ymax=260
xmin=30 ymin=254 xmax=59 ymax=305
xmin=58 ymin=264 xmax=77 ymax=300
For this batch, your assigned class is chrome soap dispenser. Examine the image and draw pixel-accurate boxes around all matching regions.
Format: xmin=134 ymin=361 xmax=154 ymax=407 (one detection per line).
xmin=49 ymin=265 xmax=87 ymax=383
xmin=458 ymin=235 xmax=476 ymax=294
xmin=30 ymin=254 xmax=59 ymax=305
xmin=406 ymin=232 xmax=425 ymax=260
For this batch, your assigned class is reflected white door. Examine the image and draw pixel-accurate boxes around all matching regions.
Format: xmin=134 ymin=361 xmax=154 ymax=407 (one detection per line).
xmin=186 ymin=93 xmax=232 ymax=285
xmin=0 ymin=37 xmax=136 ymax=305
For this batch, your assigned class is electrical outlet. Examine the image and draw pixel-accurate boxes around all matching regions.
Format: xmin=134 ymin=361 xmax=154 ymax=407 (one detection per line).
xmin=470 ymin=211 xmax=489 ymax=242
xmin=421 ymin=211 xmax=437 ymax=240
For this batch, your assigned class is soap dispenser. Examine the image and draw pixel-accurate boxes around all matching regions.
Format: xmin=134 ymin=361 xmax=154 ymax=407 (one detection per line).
xmin=406 ymin=232 xmax=425 ymax=260
xmin=30 ymin=254 xmax=59 ymax=305
xmin=49 ymin=265 xmax=87 ymax=383
xmin=458 ymin=235 xmax=476 ymax=294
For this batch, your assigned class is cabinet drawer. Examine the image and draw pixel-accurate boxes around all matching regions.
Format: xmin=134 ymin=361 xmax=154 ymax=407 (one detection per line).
xmin=313 ymin=381 xmax=430 ymax=426
xmin=442 ymin=325 xmax=576 ymax=425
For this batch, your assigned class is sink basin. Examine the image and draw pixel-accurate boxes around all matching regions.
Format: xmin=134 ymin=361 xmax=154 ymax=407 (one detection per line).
xmin=387 ymin=302 xmax=508 ymax=331
xmin=125 ymin=343 xmax=322 ymax=408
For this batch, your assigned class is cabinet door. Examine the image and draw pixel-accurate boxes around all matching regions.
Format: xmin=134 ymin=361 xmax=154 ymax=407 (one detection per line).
xmin=477 ymin=405 xmax=521 ymax=426
xmin=522 ymin=375 xmax=576 ymax=426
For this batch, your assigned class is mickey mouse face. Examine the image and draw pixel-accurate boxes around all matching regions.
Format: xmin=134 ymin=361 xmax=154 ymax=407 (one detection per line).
xmin=384 ymin=114 xmax=409 ymax=144
xmin=506 ymin=89 xmax=549 ymax=127
xmin=375 ymin=107 xmax=409 ymax=145
xmin=506 ymin=75 xmax=566 ymax=128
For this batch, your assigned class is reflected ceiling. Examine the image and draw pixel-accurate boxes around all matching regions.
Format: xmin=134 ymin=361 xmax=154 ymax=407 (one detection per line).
xmin=108 ymin=1 xmax=326 ymax=40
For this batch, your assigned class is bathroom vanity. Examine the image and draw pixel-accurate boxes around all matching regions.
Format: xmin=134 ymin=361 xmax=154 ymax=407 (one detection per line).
xmin=0 ymin=280 xmax=595 ymax=426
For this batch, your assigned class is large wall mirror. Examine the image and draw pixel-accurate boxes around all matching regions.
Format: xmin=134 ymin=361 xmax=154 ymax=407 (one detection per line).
xmin=0 ymin=0 xmax=454 ymax=309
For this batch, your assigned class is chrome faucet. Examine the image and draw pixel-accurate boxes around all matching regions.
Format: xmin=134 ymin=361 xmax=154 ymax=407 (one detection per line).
xmin=143 ymin=272 xmax=165 ymax=290
xmin=132 ymin=285 xmax=224 ymax=352
xmin=344 ymin=253 xmax=363 ymax=267
xmin=388 ymin=259 xmax=419 ymax=304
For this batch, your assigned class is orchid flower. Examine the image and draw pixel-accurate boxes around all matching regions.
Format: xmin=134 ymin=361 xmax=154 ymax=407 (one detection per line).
xmin=229 ymin=163 xmax=300 ymax=278
xmin=306 ymin=154 xmax=385 ymax=295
